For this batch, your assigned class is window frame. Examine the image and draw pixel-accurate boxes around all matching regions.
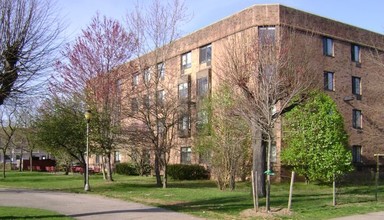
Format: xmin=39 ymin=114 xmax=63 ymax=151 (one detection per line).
xmin=352 ymin=76 xmax=362 ymax=99
xmin=352 ymin=145 xmax=362 ymax=163
xmin=132 ymin=73 xmax=139 ymax=87
xmin=144 ymin=68 xmax=151 ymax=84
xmin=131 ymin=98 xmax=139 ymax=113
xmin=178 ymin=113 xmax=190 ymax=137
xmin=181 ymin=51 xmax=192 ymax=70
xmin=351 ymin=44 xmax=361 ymax=63
xmin=178 ymin=82 xmax=189 ymax=100
xmin=324 ymin=71 xmax=334 ymax=91
xmin=180 ymin=146 xmax=192 ymax=164
xmin=157 ymin=89 xmax=165 ymax=106
xmin=157 ymin=62 xmax=165 ymax=80
xmin=323 ymin=37 xmax=334 ymax=56
xmin=197 ymin=76 xmax=209 ymax=98
xmin=258 ymin=26 xmax=276 ymax=46
xmin=199 ymin=44 xmax=212 ymax=64
xmin=352 ymin=109 xmax=362 ymax=129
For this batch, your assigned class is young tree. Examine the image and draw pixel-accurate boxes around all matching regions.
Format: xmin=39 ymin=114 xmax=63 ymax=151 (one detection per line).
xmin=34 ymin=96 xmax=88 ymax=184
xmin=53 ymin=13 xmax=137 ymax=181
xmin=0 ymin=103 xmax=18 ymax=178
xmin=218 ymin=26 xmax=319 ymax=210
xmin=195 ymin=86 xmax=251 ymax=190
xmin=0 ymin=0 xmax=62 ymax=105
xmin=124 ymin=0 xmax=189 ymax=188
xmin=282 ymin=91 xmax=353 ymax=183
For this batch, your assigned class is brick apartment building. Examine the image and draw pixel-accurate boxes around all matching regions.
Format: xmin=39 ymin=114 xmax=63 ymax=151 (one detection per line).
xmin=106 ymin=4 xmax=384 ymax=180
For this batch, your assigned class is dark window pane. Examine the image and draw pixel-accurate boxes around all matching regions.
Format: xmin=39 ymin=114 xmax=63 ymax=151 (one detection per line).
xmin=197 ymin=77 xmax=208 ymax=98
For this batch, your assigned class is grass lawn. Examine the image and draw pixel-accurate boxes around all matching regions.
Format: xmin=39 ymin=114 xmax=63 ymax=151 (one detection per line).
xmin=0 ymin=206 xmax=73 ymax=219
xmin=1 ymin=171 xmax=384 ymax=219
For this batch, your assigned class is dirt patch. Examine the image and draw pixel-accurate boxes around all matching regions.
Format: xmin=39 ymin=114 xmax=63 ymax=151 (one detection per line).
xmin=240 ymin=207 xmax=292 ymax=219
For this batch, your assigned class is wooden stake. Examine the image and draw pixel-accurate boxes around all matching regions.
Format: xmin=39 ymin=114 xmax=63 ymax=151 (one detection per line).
xmin=288 ymin=171 xmax=295 ymax=211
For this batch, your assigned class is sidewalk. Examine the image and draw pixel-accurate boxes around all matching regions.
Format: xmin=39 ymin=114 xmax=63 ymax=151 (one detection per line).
xmin=330 ymin=211 xmax=384 ymax=220
xmin=0 ymin=188 xmax=204 ymax=220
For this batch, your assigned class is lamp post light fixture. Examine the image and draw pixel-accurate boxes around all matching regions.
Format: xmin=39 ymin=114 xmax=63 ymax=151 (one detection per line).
xmin=84 ymin=110 xmax=91 ymax=191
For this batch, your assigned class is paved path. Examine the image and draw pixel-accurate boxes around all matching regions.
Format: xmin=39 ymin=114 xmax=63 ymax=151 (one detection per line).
xmin=330 ymin=211 xmax=384 ymax=220
xmin=0 ymin=188 xmax=204 ymax=220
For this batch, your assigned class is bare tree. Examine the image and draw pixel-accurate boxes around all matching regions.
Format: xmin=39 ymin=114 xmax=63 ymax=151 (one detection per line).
xmin=195 ymin=85 xmax=251 ymax=190
xmin=0 ymin=103 xmax=18 ymax=177
xmin=124 ymin=0 xmax=189 ymax=188
xmin=53 ymin=13 xmax=137 ymax=181
xmin=0 ymin=0 xmax=62 ymax=105
xmin=218 ymin=27 xmax=319 ymax=211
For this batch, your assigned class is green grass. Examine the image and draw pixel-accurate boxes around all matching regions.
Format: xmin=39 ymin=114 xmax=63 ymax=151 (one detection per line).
xmin=0 ymin=206 xmax=73 ymax=219
xmin=1 ymin=171 xmax=384 ymax=219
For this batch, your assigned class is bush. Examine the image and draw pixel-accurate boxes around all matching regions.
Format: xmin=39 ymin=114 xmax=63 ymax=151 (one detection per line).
xmin=115 ymin=163 xmax=139 ymax=176
xmin=167 ymin=164 xmax=210 ymax=180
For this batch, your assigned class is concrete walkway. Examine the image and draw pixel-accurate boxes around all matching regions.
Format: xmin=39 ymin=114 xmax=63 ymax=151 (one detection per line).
xmin=0 ymin=188 xmax=204 ymax=220
xmin=330 ymin=211 xmax=384 ymax=220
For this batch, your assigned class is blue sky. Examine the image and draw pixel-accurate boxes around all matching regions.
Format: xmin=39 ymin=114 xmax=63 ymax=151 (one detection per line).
xmin=57 ymin=0 xmax=383 ymax=42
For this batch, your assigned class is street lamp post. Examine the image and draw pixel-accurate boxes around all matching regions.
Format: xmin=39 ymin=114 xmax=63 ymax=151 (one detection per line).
xmin=84 ymin=110 xmax=91 ymax=191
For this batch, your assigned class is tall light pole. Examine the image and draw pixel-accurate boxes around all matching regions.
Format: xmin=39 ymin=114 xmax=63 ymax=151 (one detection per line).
xmin=84 ymin=110 xmax=91 ymax=191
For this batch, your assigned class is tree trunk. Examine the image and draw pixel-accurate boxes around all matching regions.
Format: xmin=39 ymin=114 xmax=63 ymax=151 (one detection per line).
xmin=2 ymin=150 xmax=6 ymax=178
xmin=251 ymin=123 xmax=265 ymax=196
xmin=162 ymin=152 xmax=168 ymax=188
xmin=29 ymin=150 xmax=33 ymax=172
xmin=105 ymin=152 xmax=114 ymax=181
xmin=19 ymin=151 xmax=23 ymax=172
xmin=266 ymin=134 xmax=272 ymax=212
xmin=83 ymin=162 xmax=87 ymax=187
xmin=154 ymin=152 xmax=162 ymax=187
xmin=101 ymin=156 xmax=106 ymax=180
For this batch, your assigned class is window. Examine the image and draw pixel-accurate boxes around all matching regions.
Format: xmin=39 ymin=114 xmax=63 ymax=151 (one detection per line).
xmin=178 ymin=82 xmax=189 ymax=100
xmin=157 ymin=62 xmax=165 ymax=80
xmin=196 ymin=110 xmax=209 ymax=131
xmin=323 ymin=37 xmax=334 ymax=56
xmin=352 ymin=145 xmax=362 ymax=163
xmin=352 ymin=109 xmax=362 ymax=129
xmin=324 ymin=71 xmax=334 ymax=91
xmin=132 ymin=73 xmax=139 ymax=87
xmin=181 ymin=147 xmax=192 ymax=164
xmin=352 ymin=76 xmax=361 ymax=99
xmin=178 ymin=114 xmax=190 ymax=136
xmin=95 ymin=155 xmax=100 ymax=164
xmin=351 ymin=44 xmax=360 ymax=63
xmin=181 ymin=52 xmax=192 ymax=70
xmin=131 ymin=98 xmax=139 ymax=113
xmin=116 ymin=79 xmax=122 ymax=94
xmin=143 ymin=95 xmax=150 ymax=108
xmin=114 ymin=151 xmax=120 ymax=162
xmin=200 ymin=44 xmax=212 ymax=64
xmin=144 ymin=68 xmax=151 ymax=84
xmin=197 ymin=77 xmax=209 ymax=98
xmin=157 ymin=118 xmax=165 ymax=134
xmin=258 ymin=26 xmax=276 ymax=45
xmin=157 ymin=90 xmax=165 ymax=106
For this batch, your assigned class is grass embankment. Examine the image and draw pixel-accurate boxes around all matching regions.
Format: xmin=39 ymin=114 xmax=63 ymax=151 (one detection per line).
xmin=1 ymin=171 xmax=384 ymax=219
xmin=0 ymin=206 xmax=73 ymax=220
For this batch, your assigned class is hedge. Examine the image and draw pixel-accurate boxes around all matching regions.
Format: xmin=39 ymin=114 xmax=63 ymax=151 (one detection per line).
xmin=115 ymin=163 xmax=139 ymax=175
xmin=167 ymin=164 xmax=209 ymax=180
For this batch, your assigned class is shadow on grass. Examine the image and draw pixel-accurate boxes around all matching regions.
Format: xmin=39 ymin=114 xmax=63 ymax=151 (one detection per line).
xmin=159 ymin=194 xmax=254 ymax=213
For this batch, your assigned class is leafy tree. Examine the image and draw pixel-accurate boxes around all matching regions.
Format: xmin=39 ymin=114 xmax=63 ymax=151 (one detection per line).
xmin=34 ymin=97 xmax=87 ymax=184
xmin=53 ymin=13 xmax=136 ymax=182
xmin=195 ymin=86 xmax=251 ymax=190
xmin=282 ymin=91 xmax=353 ymax=183
xmin=218 ymin=26 xmax=319 ymax=211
